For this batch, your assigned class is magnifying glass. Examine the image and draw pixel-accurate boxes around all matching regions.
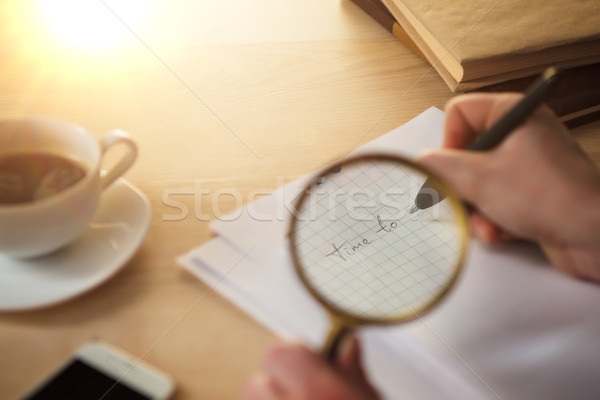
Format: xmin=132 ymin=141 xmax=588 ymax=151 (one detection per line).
xmin=289 ymin=154 xmax=468 ymax=360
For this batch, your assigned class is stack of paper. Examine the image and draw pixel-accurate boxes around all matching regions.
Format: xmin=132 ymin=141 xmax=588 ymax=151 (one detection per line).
xmin=178 ymin=108 xmax=600 ymax=399
xmin=381 ymin=0 xmax=600 ymax=91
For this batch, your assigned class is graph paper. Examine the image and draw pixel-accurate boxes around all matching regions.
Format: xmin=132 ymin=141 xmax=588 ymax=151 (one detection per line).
xmin=292 ymin=157 xmax=462 ymax=321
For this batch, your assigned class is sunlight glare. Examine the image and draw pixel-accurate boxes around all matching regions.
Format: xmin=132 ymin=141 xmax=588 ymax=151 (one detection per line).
xmin=38 ymin=0 xmax=146 ymax=49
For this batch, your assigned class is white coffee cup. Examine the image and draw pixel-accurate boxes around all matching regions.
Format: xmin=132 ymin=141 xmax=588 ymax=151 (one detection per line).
xmin=0 ymin=117 xmax=137 ymax=258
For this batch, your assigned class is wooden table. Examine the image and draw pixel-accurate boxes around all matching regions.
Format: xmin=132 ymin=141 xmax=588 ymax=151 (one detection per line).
xmin=1 ymin=1 xmax=599 ymax=398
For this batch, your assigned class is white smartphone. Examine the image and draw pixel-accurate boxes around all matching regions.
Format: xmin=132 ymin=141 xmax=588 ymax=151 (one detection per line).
xmin=21 ymin=342 xmax=175 ymax=400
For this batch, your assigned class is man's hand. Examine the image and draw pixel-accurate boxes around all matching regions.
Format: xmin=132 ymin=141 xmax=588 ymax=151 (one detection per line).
xmin=242 ymin=338 xmax=379 ymax=400
xmin=419 ymin=93 xmax=600 ymax=282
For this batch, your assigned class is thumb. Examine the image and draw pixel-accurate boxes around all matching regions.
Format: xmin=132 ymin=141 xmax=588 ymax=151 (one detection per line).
xmin=418 ymin=148 xmax=488 ymax=205
xmin=336 ymin=336 xmax=363 ymax=379
xmin=336 ymin=337 xmax=381 ymax=400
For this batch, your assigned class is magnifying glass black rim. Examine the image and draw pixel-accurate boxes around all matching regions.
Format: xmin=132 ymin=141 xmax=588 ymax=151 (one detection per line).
xmin=288 ymin=153 xmax=469 ymax=326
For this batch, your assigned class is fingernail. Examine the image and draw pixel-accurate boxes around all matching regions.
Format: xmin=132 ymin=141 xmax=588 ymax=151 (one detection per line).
xmin=473 ymin=221 xmax=487 ymax=241
xmin=339 ymin=336 xmax=357 ymax=359
xmin=418 ymin=148 xmax=436 ymax=158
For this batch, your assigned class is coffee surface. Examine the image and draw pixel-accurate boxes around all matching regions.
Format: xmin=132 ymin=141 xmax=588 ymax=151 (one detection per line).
xmin=0 ymin=152 xmax=86 ymax=204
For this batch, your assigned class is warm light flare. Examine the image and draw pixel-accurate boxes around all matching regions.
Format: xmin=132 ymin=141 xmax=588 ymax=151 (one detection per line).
xmin=38 ymin=0 xmax=146 ymax=49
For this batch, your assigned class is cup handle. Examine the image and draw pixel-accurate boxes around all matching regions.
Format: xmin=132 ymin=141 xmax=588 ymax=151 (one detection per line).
xmin=99 ymin=130 xmax=138 ymax=190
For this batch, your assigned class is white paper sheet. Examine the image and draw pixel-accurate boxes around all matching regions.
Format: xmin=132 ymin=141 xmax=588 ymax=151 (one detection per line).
xmin=211 ymin=107 xmax=447 ymax=262
xmin=178 ymin=238 xmax=490 ymax=400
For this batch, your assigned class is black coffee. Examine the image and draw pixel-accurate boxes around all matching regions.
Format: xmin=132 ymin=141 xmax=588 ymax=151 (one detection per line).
xmin=0 ymin=152 xmax=87 ymax=204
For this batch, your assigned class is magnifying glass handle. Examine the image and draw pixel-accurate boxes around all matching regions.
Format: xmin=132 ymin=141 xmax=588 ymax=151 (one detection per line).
xmin=322 ymin=317 xmax=353 ymax=361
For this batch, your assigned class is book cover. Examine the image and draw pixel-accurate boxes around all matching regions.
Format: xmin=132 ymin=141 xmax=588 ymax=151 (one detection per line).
xmin=382 ymin=0 xmax=600 ymax=85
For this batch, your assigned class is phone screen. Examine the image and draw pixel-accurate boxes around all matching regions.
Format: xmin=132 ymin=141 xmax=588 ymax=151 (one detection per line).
xmin=23 ymin=359 xmax=150 ymax=400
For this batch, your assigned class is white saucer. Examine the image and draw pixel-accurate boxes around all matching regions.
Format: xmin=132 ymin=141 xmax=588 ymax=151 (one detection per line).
xmin=0 ymin=179 xmax=151 ymax=311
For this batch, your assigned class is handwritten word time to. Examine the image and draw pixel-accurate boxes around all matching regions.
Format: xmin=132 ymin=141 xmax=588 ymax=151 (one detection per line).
xmin=325 ymin=215 xmax=409 ymax=262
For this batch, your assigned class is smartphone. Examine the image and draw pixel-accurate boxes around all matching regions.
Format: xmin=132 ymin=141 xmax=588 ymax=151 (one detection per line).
xmin=21 ymin=342 xmax=175 ymax=400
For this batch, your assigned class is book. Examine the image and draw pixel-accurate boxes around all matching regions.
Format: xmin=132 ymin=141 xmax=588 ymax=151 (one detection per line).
xmin=350 ymin=0 xmax=427 ymax=62
xmin=482 ymin=63 xmax=600 ymax=128
xmin=382 ymin=0 xmax=600 ymax=91
xmin=351 ymin=0 xmax=600 ymax=128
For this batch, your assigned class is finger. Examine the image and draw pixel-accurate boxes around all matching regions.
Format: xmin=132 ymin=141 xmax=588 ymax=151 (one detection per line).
xmin=242 ymin=374 xmax=283 ymax=400
xmin=419 ymin=148 xmax=488 ymax=205
xmin=543 ymin=245 xmax=600 ymax=284
xmin=469 ymin=211 xmax=522 ymax=243
xmin=264 ymin=342 xmax=380 ymax=400
xmin=444 ymin=93 xmax=523 ymax=149
xmin=263 ymin=343 xmax=330 ymax=393
xmin=500 ymin=231 xmax=519 ymax=242
xmin=336 ymin=337 xmax=381 ymax=400
xmin=470 ymin=212 xmax=501 ymax=244
xmin=336 ymin=336 xmax=363 ymax=379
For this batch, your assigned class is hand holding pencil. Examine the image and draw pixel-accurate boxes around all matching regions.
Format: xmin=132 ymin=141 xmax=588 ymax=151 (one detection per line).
xmin=418 ymin=79 xmax=600 ymax=283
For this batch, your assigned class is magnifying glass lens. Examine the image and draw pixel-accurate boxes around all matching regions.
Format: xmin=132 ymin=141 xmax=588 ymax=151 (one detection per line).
xmin=290 ymin=156 xmax=466 ymax=323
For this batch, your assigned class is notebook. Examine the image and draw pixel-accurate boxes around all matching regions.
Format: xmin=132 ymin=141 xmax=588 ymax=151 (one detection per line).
xmin=382 ymin=0 xmax=600 ymax=90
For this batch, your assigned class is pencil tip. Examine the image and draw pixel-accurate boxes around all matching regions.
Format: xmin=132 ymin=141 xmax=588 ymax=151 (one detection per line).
xmin=408 ymin=204 xmax=419 ymax=214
